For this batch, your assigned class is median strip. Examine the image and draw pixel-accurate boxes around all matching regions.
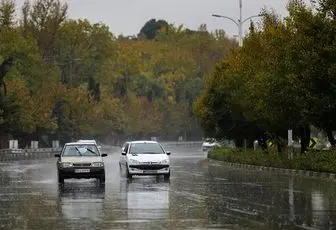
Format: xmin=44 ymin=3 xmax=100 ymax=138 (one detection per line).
xmin=208 ymin=148 xmax=336 ymax=181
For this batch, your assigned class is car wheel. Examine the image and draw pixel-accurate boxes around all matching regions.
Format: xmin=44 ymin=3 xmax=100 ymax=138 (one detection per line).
xmin=58 ymin=173 xmax=64 ymax=184
xmin=99 ymin=174 xmax=105 ymax=184
xmin=126 ymin=165 xmax=132 ymax=179
xmin=164 ymin=172 xmax=170 ymax=180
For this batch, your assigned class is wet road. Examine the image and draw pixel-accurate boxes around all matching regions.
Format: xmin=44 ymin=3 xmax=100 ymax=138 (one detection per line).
xmin=1 ymin=146 xmax=336 ymax=230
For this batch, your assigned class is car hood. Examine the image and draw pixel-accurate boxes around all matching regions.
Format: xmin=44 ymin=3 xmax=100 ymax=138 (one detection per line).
xmin=127 ymin=154 xmax=169 ymax=163
xmin=61 ymin=156 xmax=103 ymax=163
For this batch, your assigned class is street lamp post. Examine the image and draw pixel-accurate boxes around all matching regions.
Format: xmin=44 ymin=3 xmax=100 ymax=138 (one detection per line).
xmin=212 ymin=0 xmax=262 ymax=47
xmin=239 ymin=0 xmax=243 ymax=47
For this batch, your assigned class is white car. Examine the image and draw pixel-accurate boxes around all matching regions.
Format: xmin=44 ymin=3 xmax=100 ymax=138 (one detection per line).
xmin=119 ymin=141 xmax=171 ymax=179
xmin=202 ymin=138 xmax=221 ymax=151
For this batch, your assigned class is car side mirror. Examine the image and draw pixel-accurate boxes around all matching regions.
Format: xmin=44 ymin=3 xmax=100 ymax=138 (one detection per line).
xmin=166 ymin=151 xmax=171 ymax=155
xmin=121 ymin=151 xmax=127 ymax=155
xmin=101 ymin=153 xmax=107 ymax=157
xmin=54 ymin=154 xmax=60 ymax=158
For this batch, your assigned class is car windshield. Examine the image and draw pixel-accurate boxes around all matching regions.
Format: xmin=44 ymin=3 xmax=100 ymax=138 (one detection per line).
xmin=62 ymin=144 xmax=99 ymax=157
xmin=129 ymin=143 xmax=164 ymax=154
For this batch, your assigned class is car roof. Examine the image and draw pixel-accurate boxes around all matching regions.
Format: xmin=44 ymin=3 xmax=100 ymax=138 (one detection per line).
xmin=65 ymin=142 xmax=97 ymax=146
xmin=77 ymin=140 xmax=97 ymax=143
xmin=127 ymin=140 xmax=158 ymax=144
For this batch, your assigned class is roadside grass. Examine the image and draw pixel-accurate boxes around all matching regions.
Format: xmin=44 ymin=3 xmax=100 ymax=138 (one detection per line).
xmin=208 ymin=147 xmax=336 ymax=174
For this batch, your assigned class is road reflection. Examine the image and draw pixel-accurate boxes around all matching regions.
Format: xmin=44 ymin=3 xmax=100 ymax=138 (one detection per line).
xmin=57 ymin=181 xmax=105 ymax=229
xmin=118 ymin=177 xmax=171 ymax=229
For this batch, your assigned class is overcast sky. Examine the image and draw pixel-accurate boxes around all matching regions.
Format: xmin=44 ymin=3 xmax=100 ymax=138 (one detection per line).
xmin=15 ymin=0 xmax=310 ymax=38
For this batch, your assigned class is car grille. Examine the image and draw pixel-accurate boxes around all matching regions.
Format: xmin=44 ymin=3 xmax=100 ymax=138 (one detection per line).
xmin=130 ymin=165 xmax=168 ymax=170
xmin=73 ymin=163 xmax=91 ymax=167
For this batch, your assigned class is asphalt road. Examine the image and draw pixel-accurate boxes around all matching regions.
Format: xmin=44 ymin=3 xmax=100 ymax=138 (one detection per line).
xmin=0 ymin=146 xmax=336 ymax=230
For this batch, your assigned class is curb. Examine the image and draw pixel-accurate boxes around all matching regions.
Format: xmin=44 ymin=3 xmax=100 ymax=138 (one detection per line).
xmin=208 ymin=159 xmax=336 ymax=182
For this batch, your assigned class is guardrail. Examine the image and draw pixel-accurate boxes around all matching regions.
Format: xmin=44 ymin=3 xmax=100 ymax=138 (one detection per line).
xmin=161 ymin=141 xmax=202 ymax=148
xmin=0 ymin=142 xmax=203 ymax=161
xmin=0 ymin=148 xmax=61 ymax=161
xmin=101 ymin=141 xmax=203 ymax=149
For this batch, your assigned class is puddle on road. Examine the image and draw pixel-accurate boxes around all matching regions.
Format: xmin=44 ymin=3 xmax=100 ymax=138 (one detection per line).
xmin=241 ymin=182 xmax=263 ymax=187
xmin=110 ymin=219 xmax=153 ymax=223
xmin=214 ymin=177 xmax=228 ymax=181
xmin=31 ymin=179 xmax=55 ymax=184
xmin=173 ymin=170 xmax=204 ymax=177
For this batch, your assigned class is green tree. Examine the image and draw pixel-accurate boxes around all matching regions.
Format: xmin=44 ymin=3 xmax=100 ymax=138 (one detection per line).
xmin=194 ymin=1 xmax=336 ymax=152
xmin=55 ymin=19 xmax=115 ymax=86
xmin=287 ymin=0 xmax=336 ymax=147
xmin=138 ymin=18 xmax=168 ymax=40
xmin=0 ymin=0 xmax=15 ymax=28
xmin=21 ymin=0 xmax=68 ymax=62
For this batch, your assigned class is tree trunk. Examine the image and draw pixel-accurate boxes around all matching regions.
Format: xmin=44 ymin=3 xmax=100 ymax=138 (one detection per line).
xmin=247 ymin=138 xmax=254 ymax=149
xmin=235 ymin=139 xmax=244 ymax=148
xmin=300 ymin=125 xmax=310 ymax=153
xmin=276 ymin=136 xmax=283 ymax=153
xmin=258 ymin=137 xmax=267 ymax=151
xmin=326 ymin=128 xmax=336 ymax=147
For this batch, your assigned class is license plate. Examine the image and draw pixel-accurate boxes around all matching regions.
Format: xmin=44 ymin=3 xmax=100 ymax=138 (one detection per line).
xmin=75 ymin=169 xmax=90 ymax=173
xmin=143 ymin=170 xmax=157 ymax=174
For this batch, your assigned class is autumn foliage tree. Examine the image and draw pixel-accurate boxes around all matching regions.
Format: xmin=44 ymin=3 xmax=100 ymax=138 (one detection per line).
xmin=0 ymin=0 xmax=235 ymax=147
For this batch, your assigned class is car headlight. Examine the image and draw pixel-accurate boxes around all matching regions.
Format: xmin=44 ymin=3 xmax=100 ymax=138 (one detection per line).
xmin=61 ymin=162 xmax=73 ymax=167
xmin=161 ymin=159 xmax=169 ymax=164
xmin=91 ymin=162 xmax=104 ymax=167
xmin=129 ymin=159 xmax=140 ymax=165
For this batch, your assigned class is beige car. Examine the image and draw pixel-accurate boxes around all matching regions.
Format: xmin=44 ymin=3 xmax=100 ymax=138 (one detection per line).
xmin=55 ymin=142 xmax=107 ymax=184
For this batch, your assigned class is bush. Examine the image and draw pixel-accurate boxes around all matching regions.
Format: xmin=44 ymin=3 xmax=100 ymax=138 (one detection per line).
xmin=208 ymin=147 xmax=336 ymax=174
